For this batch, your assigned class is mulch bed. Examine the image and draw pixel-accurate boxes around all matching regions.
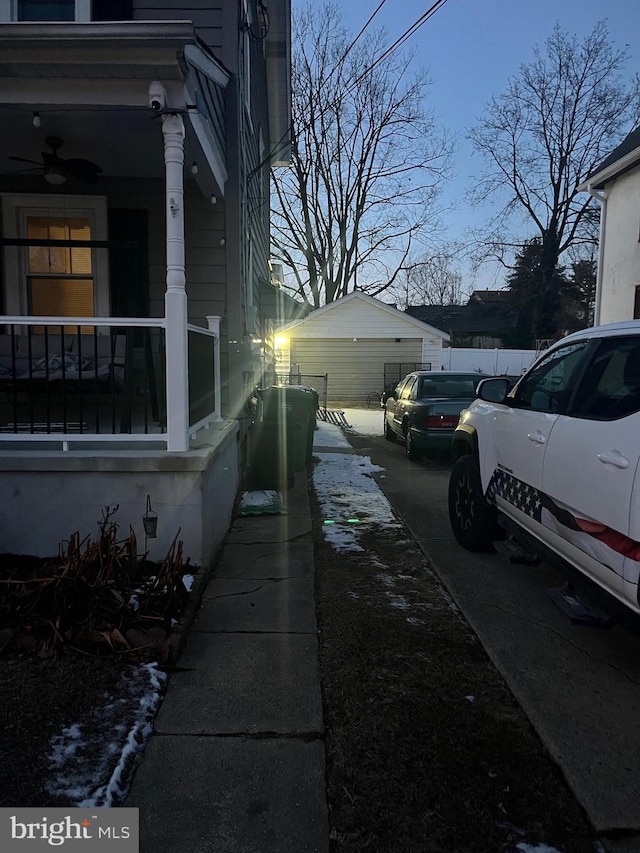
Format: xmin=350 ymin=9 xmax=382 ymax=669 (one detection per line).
xmin=310 ymin=481 xmax=598 ymax=852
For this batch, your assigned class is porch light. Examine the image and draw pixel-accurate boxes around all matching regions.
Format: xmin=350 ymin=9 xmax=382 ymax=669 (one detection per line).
xmin=190 ymin=161 xmax=198 ymax=174
xmin=274 ymin=335 xmax=288 ymax=348
xmin=32 ymin=112 xmax=41 ymax=128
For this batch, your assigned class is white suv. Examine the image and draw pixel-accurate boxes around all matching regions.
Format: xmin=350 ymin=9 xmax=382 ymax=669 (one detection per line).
xmin=449 ymin=321 xmax=640 ymax=619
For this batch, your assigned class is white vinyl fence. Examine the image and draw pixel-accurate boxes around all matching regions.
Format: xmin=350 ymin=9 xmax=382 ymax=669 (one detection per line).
xmin=441 ymin=348 xmax=538 ymax=376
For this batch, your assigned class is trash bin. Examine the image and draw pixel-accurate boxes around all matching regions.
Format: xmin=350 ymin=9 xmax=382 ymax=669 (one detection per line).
xmin=248 ymin=386 xmax=318 ymax=489
xmin=276 ymin=385 xmax=318 ymax=468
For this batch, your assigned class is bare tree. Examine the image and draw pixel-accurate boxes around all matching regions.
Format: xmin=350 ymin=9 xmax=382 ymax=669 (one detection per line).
xmin=469 ymin=21 xmax=640 ymax=338
xmin=391 ymin=244 xmax=469 ymax=309
xmin=270 ymin=2 xmax=453 ymax=309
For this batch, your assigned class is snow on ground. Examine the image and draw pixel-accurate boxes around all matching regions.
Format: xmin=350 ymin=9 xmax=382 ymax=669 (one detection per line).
xmin=313 ymin=416 xmax=399 ymax=551
xmin=45 ymin=662 xmax=167 ymax=807
xmin=342 ymin=407 xmax=384 ymax=437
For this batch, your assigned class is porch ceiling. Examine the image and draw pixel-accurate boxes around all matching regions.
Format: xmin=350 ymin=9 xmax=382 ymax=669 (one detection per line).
xmin=0 ymin=22 xmax=223 ymax=193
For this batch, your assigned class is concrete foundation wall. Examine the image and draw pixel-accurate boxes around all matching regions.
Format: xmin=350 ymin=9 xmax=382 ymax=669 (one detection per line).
xmin=0 ymin=422 xmax=239 ymax=566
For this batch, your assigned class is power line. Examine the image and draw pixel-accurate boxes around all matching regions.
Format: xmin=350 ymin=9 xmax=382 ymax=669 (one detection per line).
xmin=350 ymin=0 xmax=450 ymax=90
xmin=336 ymin=0 xmax=388 ymax=68
xmin=256 ymin=0 xmax=451 ymax=178
xmin=251 ymin=1 xmax=390 ymax=176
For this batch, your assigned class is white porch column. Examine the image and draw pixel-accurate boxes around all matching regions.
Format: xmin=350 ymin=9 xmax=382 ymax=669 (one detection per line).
xmin=162 ymin=112 xmax=189 ymax=452
xmin=206 ymin=315 xmax=223 ymax=422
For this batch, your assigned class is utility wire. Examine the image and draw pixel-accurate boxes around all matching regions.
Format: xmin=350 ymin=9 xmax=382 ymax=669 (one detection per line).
xmin=350 ymin=0 xmax=450 ymax=89
xmin=336 ymin=0 xmax=389 ymax=68
xmin=253 ymin=0 xmax=451 ymax=178
xmin=251 ymin=0 xmax=390 ymax=175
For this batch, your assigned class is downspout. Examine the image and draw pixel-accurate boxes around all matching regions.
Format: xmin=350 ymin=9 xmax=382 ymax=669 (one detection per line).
xmin=162 ymin=111 xmax=189 ymax=451
xmin=585 ymin=185 xmax=608 ymax=327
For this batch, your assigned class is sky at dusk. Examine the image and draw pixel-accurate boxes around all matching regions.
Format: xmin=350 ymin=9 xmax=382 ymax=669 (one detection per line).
xmin=293 ymin=0 xmax=640 ymax=292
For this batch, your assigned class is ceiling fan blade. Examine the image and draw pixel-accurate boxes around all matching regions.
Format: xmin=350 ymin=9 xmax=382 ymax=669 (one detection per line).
xmin=8 ymin=156 xmax=41 ymax=166
xmin=63 ymin=158 xmax=103 ymax=183
xmin=2 ymin=167 xmax=41 ymax=175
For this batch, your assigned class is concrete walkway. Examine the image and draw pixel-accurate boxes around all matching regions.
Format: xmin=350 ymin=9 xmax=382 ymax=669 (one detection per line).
xmin=128 ymin=475 xmax=329 ymax=853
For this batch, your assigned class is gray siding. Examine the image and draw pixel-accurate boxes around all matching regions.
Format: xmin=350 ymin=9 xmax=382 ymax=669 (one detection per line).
xmin=133 ymin=2 xmax=224 ymax=51
xmin=290 ymin=338 xmax=423 ymax=402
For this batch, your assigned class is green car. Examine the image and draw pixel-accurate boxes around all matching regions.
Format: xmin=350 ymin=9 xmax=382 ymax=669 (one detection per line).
xmin=383 ymin=370 xmax=491 ymax=460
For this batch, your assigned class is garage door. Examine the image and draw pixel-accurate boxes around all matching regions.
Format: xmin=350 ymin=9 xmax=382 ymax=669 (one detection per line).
xmin=290 ymin=338 xmax=423 ymax=402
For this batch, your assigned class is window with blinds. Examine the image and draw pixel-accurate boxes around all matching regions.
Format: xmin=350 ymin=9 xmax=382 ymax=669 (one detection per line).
xmin=27 ymin=216 xmax=94 ymax=332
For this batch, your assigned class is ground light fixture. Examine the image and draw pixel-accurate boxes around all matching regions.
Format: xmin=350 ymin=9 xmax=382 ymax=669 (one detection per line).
xmin=143 ymin=494 xmax=158 ymax=539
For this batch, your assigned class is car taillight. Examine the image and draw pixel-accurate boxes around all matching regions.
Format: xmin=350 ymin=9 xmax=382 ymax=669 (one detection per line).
xmin=423 ymin=414 xmax=459 ymax=429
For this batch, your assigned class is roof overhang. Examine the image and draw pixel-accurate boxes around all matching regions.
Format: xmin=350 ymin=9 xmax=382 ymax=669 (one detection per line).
xmin=578 ymin=143 xmax=640 ymax=193
xmin=0 ymin=22 xmax=229 ymax=196
xmin=277 ymin=291 xmax=450 ymax=341
xmin=264 ymin=0 xmax=291 ymax=167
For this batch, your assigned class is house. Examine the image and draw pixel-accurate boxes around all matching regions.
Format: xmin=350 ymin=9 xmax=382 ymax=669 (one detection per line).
xmin=275 ymin=291 xmax=449 ymax=403
xmin=406 ymin=290 xmax=519 ymax=348
xmin=0 ymin=1 xmax=291 ymax=562
xmin=578 ymin=125 xmax=640 ymax=325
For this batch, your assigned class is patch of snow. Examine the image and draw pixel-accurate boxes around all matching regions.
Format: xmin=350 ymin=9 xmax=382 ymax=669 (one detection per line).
xmin=516 ymin=845 xmax=563 ymax=853
xmin=342 ymin=408 xmax=384 ymax=437
xmin=182 ymin=573 xmax=195 ymax=592
xmin=313 ymin=452 xmax=400 ymax=552
xmin=465 ymin=695 xmax=476 ymax=703
xmin=45 ymin=662 xmax=168 ymax=807
xmin=347 ymin=591 xmax=359 ymax=600
xmin=406 ymin=617 xmax=425 ymax=626
xmin=386 ymin=593 xmax=411 ymax=610
xmin=440 ymin=588 xmax=461 ymax=614
xmin=240 ymin=489 xmax=283 ymax=509
xmin=313 ymin=421 xmax=352 ymax=448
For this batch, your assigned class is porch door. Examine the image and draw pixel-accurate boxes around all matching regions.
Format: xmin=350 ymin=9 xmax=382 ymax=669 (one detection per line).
xmin=108 ymin=209 xmax=149 ymax=318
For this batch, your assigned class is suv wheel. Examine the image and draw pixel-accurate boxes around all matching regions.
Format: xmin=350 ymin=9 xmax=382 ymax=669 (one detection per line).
xmin=448 ymin=454 xmax=500 ymax=551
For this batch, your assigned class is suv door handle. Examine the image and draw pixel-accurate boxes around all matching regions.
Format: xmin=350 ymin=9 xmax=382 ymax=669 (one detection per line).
xmin=527 ymin=432 xmax=546 ymax=445
xmin=597 ymin=450 xmax=629 ymax=469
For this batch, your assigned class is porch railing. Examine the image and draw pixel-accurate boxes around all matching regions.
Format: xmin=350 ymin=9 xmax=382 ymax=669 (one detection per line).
xmin=0 ymin=316 xmax=220 ymax=450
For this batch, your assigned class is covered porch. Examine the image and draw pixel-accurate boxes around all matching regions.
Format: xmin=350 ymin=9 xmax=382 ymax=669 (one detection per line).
xmin=0 ymin=22 xmax=239 ymax=561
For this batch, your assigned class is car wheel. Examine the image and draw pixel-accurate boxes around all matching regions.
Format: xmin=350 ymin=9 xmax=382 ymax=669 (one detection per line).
xmin=448 ymin=454 xmax=499 ymax=551
xmin=384 ymin=416 xmax=396 ymax=442
xmin=404 ymin=427 xmax=421 ymax=460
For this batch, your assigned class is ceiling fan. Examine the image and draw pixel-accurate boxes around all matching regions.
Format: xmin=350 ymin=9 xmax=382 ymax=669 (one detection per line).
xmin=8 ymin=136 xmax=102 ymax=185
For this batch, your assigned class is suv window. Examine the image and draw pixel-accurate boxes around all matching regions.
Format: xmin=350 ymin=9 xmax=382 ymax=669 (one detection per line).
xmin=571 ymin=336 xmax=640 ymax=420
xmin=511 ymin=341 xmax=590 ymax=413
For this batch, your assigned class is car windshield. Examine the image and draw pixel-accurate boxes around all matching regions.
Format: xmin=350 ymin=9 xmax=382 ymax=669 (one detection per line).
xmin=416 ymin=375 xmax=482 ymax=399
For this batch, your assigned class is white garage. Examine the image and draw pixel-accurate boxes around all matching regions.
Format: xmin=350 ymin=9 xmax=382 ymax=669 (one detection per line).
xmin=275 ymin=292 xmax=448 ymax=404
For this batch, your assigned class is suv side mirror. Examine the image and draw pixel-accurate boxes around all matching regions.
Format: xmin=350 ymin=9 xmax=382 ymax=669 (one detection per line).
xmin=477 ymin=377 xmax=510 ymax=403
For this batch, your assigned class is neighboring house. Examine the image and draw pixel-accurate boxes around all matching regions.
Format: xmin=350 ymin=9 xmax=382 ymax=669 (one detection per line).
xmin=406 ymin=291 xmax=519 ymax=348
xmin=578 ymin=125 xmax=640 ymax=325
xmin=0 ymin=1 xmax=291 ymax=562
xmin=275 ymin=291 xmax=449 ymax=402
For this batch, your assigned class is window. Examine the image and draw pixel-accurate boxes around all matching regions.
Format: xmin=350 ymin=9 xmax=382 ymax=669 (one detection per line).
xmin=18 ymin=0 xmax=74 ymax=19
xmin=571 ymin=336 xmax=640 ymax=420
xmin=512 ymin=341 xmax=590 ymax=413
xmin=0 ymin=193 xmax=109 ymax=322
xmin=400 ymin=377 xmax=417 ymax=401
xmin=634 ymin=285 xmax=640 ymax=320
xmin=0 ymin=0 xmax=131 ymax=21
xmin=26 ymin=216 xmax=94 ymax=332
xmin=92 ymin=0 xmax=131 ymax=19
